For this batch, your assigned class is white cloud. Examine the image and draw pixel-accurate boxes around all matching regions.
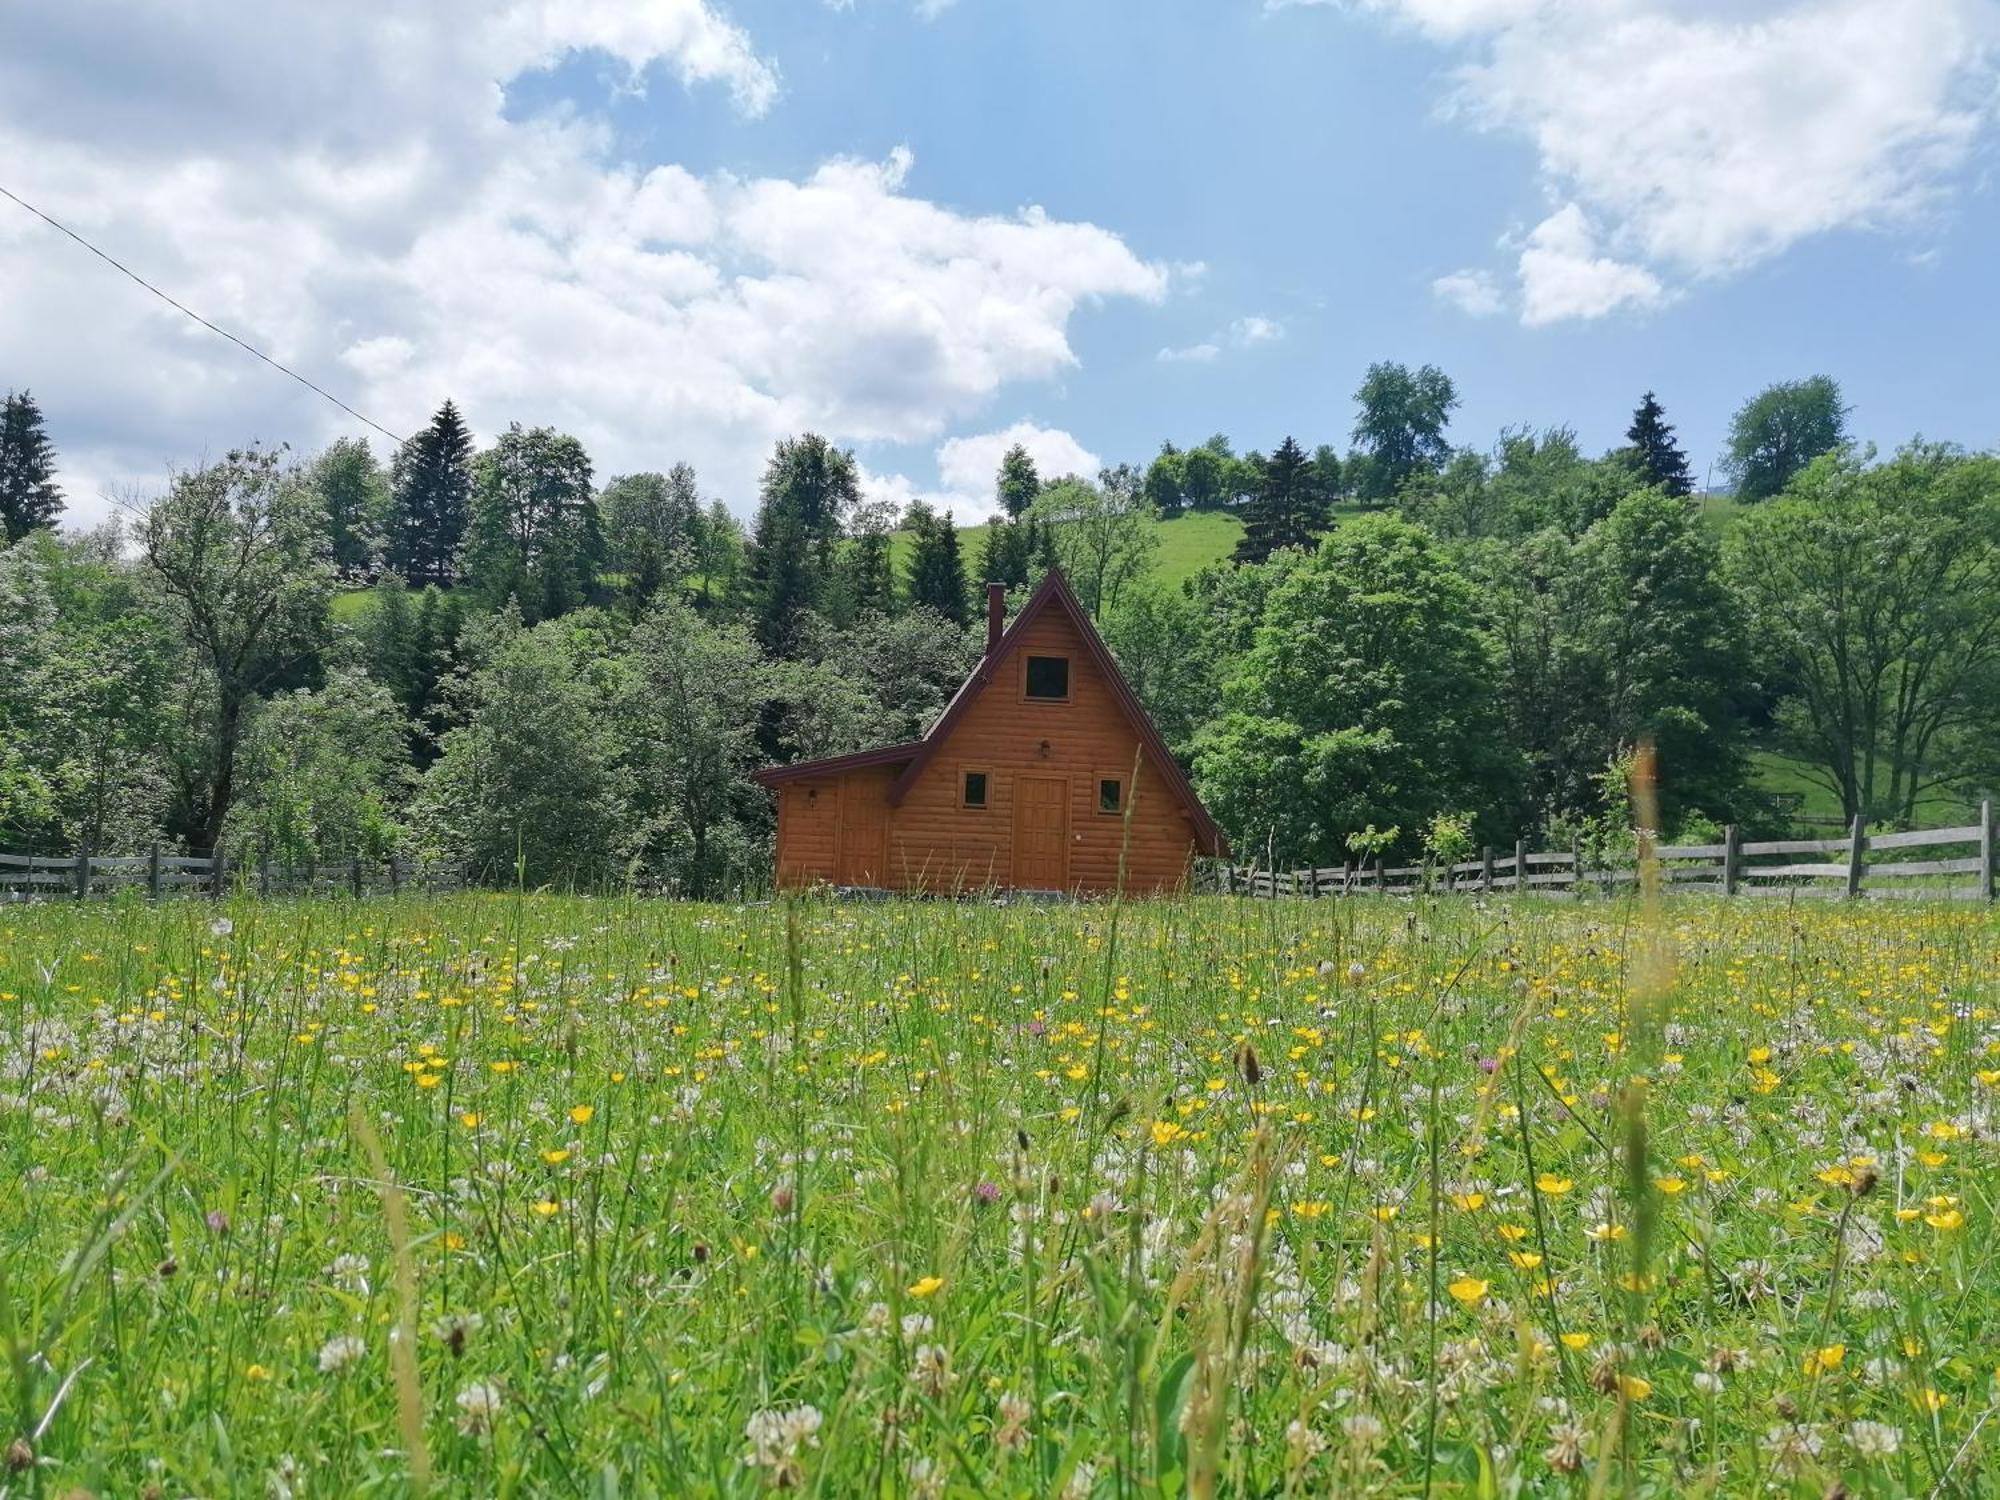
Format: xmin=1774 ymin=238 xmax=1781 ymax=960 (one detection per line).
xmin=935 ymin=422 xmax=1101 ymax=515
xmin=0 ymin=1 xmax=1163 ymax=525
xmin=1156 ymin=312 xmax=1283 ymax=364
xmin=1331 ymin=0 xmax=2000 ymax=321
xmin=1515 ymin=204 xmax=1668 ymax=325
xmin=1431 ymin=268 xmax=1507 ymax=317
xmin=1228 ymin=315 xmax=1285 ymax=345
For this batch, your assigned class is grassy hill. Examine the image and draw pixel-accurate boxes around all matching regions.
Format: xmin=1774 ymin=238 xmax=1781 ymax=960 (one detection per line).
xmin=890 ymin=509 xmax=1245 ymax=591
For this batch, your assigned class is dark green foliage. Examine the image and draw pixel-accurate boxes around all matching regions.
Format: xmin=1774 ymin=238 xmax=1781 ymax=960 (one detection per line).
xmin=1194 ymin=515 xmax=1519 ymax=865
xmin=1725 ymin=376 xmax=1849 ymax=501
xmin=1143 ymin=443 xmax=1186 ymax=517
xmin=307 ymin=437 xmax=389 ymax=578
xmin=997 ymin=443 xmax=1041 ymax=520
xmin=1729 ymin=443 xmax=2000 ymax=823
xmin=749 ymin=434 xmax=861 ymax=652
xmin=388 ymin=401 xmax=473 ymax=585
xmin=1352 ymin=362 xmax=1458 ymax=503
xmin=1233 ymin=436 xmax=1330 ymax=564
xmin=462 ymin=423 xmax=603 ymax=622
xmin=904 ymin=501 xmax=970 ymax=624
xmin=139 ymin=446 xmax=335 ymax=850
xmin=978 ymin=515 xmax=1038 ymax=592
xmin=600 ymin=465 xmax=704 ymax=606
xmin=1625 ymin=391 xmax=1694 ymax=497
xmin=0 ymin=390 xmax=63 ymax=543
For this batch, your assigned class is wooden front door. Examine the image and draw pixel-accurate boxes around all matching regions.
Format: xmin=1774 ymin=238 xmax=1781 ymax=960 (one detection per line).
xmin=837 ymin=777 xmax=890 ymax=887
xmin=1012 ymin=774 xmax=1070 ymax=890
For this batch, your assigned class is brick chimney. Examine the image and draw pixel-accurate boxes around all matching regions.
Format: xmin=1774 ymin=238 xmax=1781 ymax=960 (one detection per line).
xmin=986 ymin=582 xmax=1006 ymax=657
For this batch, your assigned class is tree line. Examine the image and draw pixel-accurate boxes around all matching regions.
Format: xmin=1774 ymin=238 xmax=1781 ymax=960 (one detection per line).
xmin=1 ymin=363 xmax=1992 ymax=888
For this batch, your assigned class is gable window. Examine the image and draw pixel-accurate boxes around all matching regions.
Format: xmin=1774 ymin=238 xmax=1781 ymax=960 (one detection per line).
xmin=1024 ymin=655 xmax=1071 ymax=702
xmin=961 ymin=770 xmax=990 ymax=811
xmin=1098 ymin=777 xmax=1124 ymax=815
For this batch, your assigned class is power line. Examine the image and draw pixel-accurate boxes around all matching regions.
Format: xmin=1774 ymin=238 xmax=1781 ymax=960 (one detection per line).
xmin=0 ymin=182 xmax=406 ymax=446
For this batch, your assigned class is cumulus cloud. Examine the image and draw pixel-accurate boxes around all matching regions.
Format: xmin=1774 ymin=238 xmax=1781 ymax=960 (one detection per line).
xmin=0 ymin=1 xmax=1164 ymax=523
xmin=1515 ymin=204 xmax=1667 ymax=325
xmin=1332 ymin=0 xmax=2000 ymax=322
xmin=863 ymin=421 xmax=1099 ymax=523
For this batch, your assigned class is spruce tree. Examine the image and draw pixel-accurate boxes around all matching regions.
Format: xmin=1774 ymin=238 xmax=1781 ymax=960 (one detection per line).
xmin=388 ymin=400 xmax=473 ymax=585
xmin=1626 ymin=391 xmax=1694 ymax=497
xmin=905 ymin=502 xmax=970 ymax=623
xmin=0 ymin=390 xmax=63 ymax=543
xmin=1234 ymin=436 xmax=1330 ymax=565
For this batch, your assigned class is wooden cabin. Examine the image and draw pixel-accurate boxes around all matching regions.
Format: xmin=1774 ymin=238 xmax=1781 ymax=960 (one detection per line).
xmin=753 ymin=569 xmax=1227 ymax=895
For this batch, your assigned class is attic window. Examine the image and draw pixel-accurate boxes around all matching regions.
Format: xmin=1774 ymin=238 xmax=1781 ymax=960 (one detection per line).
xmin=1098 ymin=777 xmax=1124 ymax=815
xmin=961 ymin=770 xmax=989 ymax=810
xmin=1024 ymin=655 xmax=1070 ymax=702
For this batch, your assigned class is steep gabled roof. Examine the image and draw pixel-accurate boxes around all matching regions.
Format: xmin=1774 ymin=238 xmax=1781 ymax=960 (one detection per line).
xmin=750 ymin=568 xmax=1227 ymax=857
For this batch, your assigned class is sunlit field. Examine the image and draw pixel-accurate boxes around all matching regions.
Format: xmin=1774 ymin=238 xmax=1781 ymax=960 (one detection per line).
xmin=2 ymin=892 xmax=1995 ymax=1497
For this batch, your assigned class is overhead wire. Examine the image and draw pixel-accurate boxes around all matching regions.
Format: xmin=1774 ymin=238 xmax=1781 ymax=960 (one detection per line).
xmin=0 ymin=181 xmax=405 ymax=445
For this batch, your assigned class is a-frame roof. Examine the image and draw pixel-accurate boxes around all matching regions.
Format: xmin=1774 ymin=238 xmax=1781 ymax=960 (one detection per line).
xmin=752 ymin=568 xmax=1227 ymax=857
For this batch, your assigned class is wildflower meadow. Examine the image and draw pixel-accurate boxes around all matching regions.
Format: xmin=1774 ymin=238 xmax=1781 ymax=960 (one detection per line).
xmin=1 ymin=890 xmax=1995 ymax=1497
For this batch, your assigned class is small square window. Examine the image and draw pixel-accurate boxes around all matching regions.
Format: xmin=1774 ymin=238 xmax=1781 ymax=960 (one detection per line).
xmin=1025 ymin=655 xmax=1070 ymax=701
xmin=1098 ymin=778 xmax=1123 ymax=815
xmin=962 ymin=771 xmax=989 ymax=809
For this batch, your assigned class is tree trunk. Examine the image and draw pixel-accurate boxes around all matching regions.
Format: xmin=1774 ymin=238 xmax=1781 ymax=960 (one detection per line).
xmin=199 ymin=689 xmax=247 ymax=854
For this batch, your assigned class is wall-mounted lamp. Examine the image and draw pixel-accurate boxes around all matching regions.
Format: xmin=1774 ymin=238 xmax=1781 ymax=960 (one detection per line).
xmin=806 ymin=787 xmax=819 ymax=806
xmin=1038 ymin=739 xmax=1052 ymax=758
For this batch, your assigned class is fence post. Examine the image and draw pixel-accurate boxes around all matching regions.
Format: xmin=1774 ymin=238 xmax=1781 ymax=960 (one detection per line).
xmin=1570 ymin=835 xmax=1584 ymax=898
xmin=1374 ymin=857 xmax=1385 ymax=893
xmin=1845 ymin=815 xmax=1867 ymax=899
xmin=388 ymin=855 xmax=401 ymax=896
xmin=211 ymin=845 xmax=228 ymax=900
xmin=1723 ymin=824 xmax=1741 ymax=897
xmin=1514 ymin=839 xmax=1527 ymax=896
xmin=148 ymin=841 xmax=162 ymax=902
xmin=74 ymin=839 xmax=90 ymax=900
xmin=1481 ymin=846 xmax=1494 ymax=894
xmin=259 ymin=853 xmax=272 ymax=899
xmin=1979 ymin=800 xmax=1995 ymax=904
xmin=351 ymin=855 xmax=364 ymax=898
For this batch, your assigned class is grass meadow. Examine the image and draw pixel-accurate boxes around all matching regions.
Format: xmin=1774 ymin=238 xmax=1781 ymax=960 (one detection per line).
xmin=1 ymin=889 xmax=1995 ymax=1497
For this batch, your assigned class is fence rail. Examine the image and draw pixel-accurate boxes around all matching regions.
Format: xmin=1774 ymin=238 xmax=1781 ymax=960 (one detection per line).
xmin=1217 ymin=803 xmax=1998 ymax=904
xmin=0 ymin=844 xmax=466 ymax=902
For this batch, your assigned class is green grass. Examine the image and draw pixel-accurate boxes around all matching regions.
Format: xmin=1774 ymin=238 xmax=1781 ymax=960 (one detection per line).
xmin=890 ymin=509 xmax=1246 ymax=594
xmin=1750 ymin=749 xmax=1980 ymax=829
xmin=2 ymin=890 xmax=1994 ymax=1494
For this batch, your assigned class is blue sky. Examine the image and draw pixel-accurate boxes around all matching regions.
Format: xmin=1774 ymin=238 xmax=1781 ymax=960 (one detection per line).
xmin=4 ymin=0 xmax=1997 ymax=523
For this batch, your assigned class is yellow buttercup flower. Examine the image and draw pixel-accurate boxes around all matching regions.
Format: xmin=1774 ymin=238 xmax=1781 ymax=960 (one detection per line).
xmin=907 ymin=1276 xmax=944 ymax=1299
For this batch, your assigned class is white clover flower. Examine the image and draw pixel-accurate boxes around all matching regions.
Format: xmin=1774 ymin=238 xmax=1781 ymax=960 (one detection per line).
xmin=317 ymin=1334 xmax=365 ymax=1374
xmin=455 ymin=1380 xmax=503 ymax=1436
xmin=1846 ymin=1420 xmax=1901 ymax=1460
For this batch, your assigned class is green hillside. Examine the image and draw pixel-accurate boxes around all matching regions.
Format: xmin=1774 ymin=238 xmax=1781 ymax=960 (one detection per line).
xmin=891 ymin=508 xmax=1245 ymax=591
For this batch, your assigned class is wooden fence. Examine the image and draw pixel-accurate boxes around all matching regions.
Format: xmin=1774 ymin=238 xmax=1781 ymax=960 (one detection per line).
xmin=0 ymin=846 xmax=465 ymax=901
xmin=1219 ymin=803 xmax=1998 ymax=904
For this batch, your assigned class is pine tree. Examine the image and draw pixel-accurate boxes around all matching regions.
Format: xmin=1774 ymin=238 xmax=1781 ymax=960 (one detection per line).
xmin=1626 ymin=391 xmax=1694 ymax=497
xmin=1234 ymin=436 xmax=1330 ymax=564
xmin=905 ymin=502 xmax=970 ymax=623
xmin=0 ymin=390 xmax=63 ymax=543
xmin=388 ymin=400 xmax=473 ymax=585
xmin=997 ymin=444 xmax=1041 ymax=520
xmin=747 ymin=434 xmax=860 ymax=651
